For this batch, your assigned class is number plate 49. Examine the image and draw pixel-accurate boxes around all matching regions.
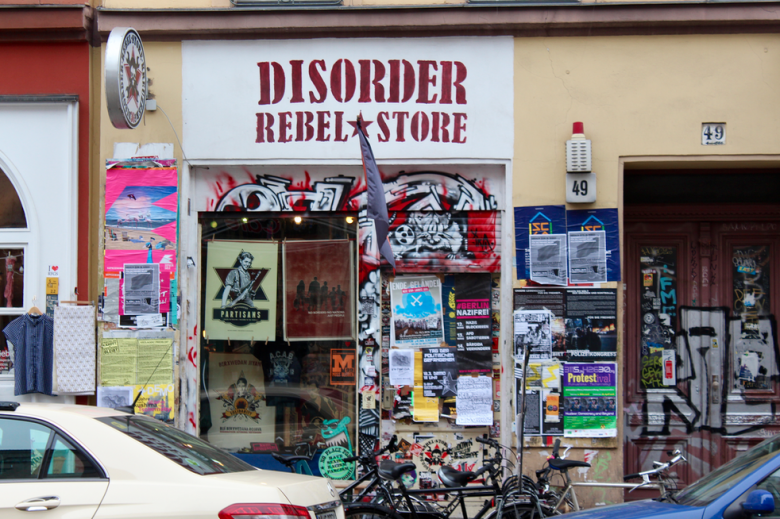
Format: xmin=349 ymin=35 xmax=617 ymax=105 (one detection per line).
xmin=566 ymin=173 xmax=596 ymax=203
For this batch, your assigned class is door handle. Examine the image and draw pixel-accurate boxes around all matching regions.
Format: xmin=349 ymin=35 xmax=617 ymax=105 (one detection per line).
xmin=712 ymin=375 xmax=721 ymax=404
xmin=15 ymin=496 xmax=61 ymax=512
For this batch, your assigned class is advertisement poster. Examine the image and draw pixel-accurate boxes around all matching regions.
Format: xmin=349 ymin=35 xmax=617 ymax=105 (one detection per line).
xmin=422 ymin=347 xmax=458 ymax=397
xmin=567 ymin=231 xmax=607 ymax=284
xmin=513 ymin=310 xmax=552 ymax=361
xmin=564 ymin=289 xmax=617 ymax=361
xmin=543 ymin=390 xmax=564 ymax=436
xmin=390 ymin=276 xmax=444 ymax=347
xmin=514 ymin=205 xmax=566 ymax=281
xmin=454 ymin=274 xmax=492 ymax=373
xmin=529 ymin=234 xmax=568 ymax=286
xmin=134 ymin=383 xmax=175 ymax=424
xmin=104 ymin=249 xmax=177 ymax=275
xmin=122 ymin=263 xmax=160 ymax=315
xmin=284 ymin=240 xmax=354 ymax=341
xmin=563 ymin=363 xmax=617 ymax=438
xmin=207 ymin=352 xmax=275 ymax=450
xmin=205 ymin=241 xmax=278 ymax=341
xmin=105 ymin=166 xmax=178 ymax=251
xmin=330 ymin=349 xmax=357 ymax=386
xmin=442 ymin=275 xmax=457 ymax=346
xmin=567 ymin=208 xmax=621 ymax=282
xmin=639 ymin=246 xmax=677 ymax=389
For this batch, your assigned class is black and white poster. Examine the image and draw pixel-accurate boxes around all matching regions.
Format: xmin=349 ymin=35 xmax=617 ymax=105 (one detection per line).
xmin=520 ymin=389 xmax=542 ymax=436
xmin=123 ymin=263 xmax=160 ymax=314
xmin=514 ymin=288 xmax=566 ymax=360
xmin=422 ymin=347 xmax=459 ymax=397
xmin=454 ymin=274 xmax=493 ymax=374
xmin=564 ymin=289 xmax=617 ymax=361
xmin=513 ymin=310 xmax=552 ymax=361
xmin=568 ymin=231 xmax=607 ymax=284
xmin=529 ymin=234 xmax=568 ymax=286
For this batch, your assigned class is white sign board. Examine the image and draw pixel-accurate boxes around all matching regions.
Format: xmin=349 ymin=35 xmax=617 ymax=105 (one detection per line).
xmin=182 ymin=37 xmax=514 ymax=160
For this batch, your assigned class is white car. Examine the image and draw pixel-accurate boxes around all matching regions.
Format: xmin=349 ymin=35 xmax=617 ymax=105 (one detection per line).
xmin=0 ymin=402 xmax=344 ymax=519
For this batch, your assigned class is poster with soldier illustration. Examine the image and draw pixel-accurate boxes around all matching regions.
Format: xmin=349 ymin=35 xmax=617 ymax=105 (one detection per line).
xmin=204 ymin=240 xmax=278 ymax=341
xmin=284 ymin=240 xmax=354 ymax=341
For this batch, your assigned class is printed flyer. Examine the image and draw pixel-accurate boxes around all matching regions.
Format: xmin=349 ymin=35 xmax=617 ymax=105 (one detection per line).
xmin=567 ymin=208 xmax=621 ymax=282
xmin=204 ymin=241 xmax=278 ymax=341
xmin=568 ymin=231 xmax=607 ymax=284
xmin=564 ymin=289 xmax=617 ymax=361
xmin=529 ymin=234 xmax=568 ymax=286
xmin=284 ymin=240 xmax=354 ymax=341
xmin=422 ymin=347 xmax=458 ymax=397
xmin=563 ymin=363 xmax=617 ymax=438
xmin=513 ymin=310 xmax=552 ymax=361
xmin=514 ymin=205 xmax=566 ymax=281
xmin=454 ymin=274 xmax=492 ymax=373
xmin=390 ymin=275 xmax=444 ymax=347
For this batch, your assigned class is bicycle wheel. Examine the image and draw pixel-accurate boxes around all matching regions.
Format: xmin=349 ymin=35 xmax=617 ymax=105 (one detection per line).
xmin=344 ymin=503 xmax=406 ymax=519
xmin=486 ymin=500 xmax=538 ymax=519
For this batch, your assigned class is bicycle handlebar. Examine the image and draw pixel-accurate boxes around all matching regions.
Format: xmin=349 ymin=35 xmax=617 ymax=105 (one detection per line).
xmin=623 ymin=473 xmax=641 ymax=481
xmin=552 ymin=438 xmax=561 ymax=458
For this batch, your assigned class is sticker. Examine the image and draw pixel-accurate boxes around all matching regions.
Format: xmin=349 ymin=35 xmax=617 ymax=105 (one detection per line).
xmin=643 ymin=313 xmax=655 ymax=324
xmin=45 ymin=277 xmax=59 ymax=295
xmin=362 ymin=388 xmax=376 ymax=409
xmin=643 ymin=272 xmax=653 ymax=286
xmin=318 ymin=446 xmax=355 ymax=480
xmin=420 ymin=439 xmax=450 ymax=470
xmin=545 ymin=393 xmax=560 ymax=423
xmin=47 ymin=265 xmax=60 ymax=277
xmin=662 ymin=349 xmax=676 ymax=386
xmin=330 ymin=349 xmax=356 ymax=386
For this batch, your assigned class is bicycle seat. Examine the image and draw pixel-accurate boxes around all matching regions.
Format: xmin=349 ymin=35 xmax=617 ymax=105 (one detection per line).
xmin=378 ymin=461 xmax=416 ymax=481
xmin=548 ymin=458 xmax=591 ymax=471
xmin=272 ymin=453 xmax=311 ymax=467
xmin=437 ymin=465 xmax=478 ymax=488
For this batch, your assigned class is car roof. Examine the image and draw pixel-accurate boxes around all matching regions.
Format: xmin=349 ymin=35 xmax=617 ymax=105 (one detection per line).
xmin=0 ymin=402 xmax=130 ymax=421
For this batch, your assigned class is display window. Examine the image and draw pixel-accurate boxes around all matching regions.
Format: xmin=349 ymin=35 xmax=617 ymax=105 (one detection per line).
xmin=198 ymin=214 xmax=358 ymax=476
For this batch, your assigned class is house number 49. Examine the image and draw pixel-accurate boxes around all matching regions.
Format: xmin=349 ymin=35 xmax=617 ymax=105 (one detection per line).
xmin=702 ymin=123 xmax=726 ymax=145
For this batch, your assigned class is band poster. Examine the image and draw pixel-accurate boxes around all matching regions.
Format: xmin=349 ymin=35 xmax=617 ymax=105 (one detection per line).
xmin=390 ymin=275 xmax=444 ymax=347
xmin=204 ymin=241 xmax=278 ymax=341
xmin=284 ymin=240 xmax=354 ymax=341
xmin=207 ymin=352 xmax=274 ymax=450
xmin=454 ymin=274 xmax=493 ymax=373
xmin=562 ymin=363 xmax=617 ymax=438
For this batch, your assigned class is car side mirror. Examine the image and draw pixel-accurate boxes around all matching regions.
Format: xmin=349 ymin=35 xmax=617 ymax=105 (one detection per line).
xmin=742 ymin=490 xmax=775 ymax=516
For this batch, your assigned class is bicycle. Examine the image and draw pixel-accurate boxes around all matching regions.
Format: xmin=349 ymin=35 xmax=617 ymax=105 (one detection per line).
xmin=623 ymin=449 xmax=687 ymax=501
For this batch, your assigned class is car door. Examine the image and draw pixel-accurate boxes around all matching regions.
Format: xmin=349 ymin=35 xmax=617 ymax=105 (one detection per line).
xmin=0 ymin=416 xmax=109 ymax=518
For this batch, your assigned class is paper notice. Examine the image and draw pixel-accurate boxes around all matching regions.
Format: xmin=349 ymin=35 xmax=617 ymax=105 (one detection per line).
xmin=513 ymin=310 xmax=553 ymax=361
xmin=456 ymin=376 xmax=493 ymax=426
xmin=97 ymin=386 xmax=134 ymax=409
xmin=529 ymin=234 xmax=568 ymax=286
xmin=389 ymin=349 xmax=414 ymax=386
xmin=568 ymin=231 xmax=607 ymax=283
xmin=412 ymin=387 xmax=439 ymax=422
xmin=123 ymin=263 xmax=161 ymax=314
xmin=137 ymin=339 xmax=173 ymax=385
xmin=100 ymin=338 xmax=138 ymax=386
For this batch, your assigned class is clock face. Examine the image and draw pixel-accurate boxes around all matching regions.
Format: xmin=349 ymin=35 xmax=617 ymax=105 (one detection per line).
xmin=118 ymin=30 xmax=147 ymax=128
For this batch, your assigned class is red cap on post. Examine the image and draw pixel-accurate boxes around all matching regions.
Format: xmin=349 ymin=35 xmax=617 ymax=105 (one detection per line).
xmin=572 ymin=122 xmax=584 ymax=134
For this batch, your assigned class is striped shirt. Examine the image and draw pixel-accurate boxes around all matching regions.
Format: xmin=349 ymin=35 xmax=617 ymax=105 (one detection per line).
xmin=2 ymin=314 xmax=55 ymax=396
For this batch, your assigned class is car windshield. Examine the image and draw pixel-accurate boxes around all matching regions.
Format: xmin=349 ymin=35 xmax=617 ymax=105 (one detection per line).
xmin=97 ymin=415 xmax=256 ymax=475
xmin=675 ymin=434 xmax=780 ymax=507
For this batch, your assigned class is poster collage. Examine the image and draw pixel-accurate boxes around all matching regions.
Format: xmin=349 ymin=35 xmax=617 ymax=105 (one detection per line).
xmin=97 ymin=159 xmax=180 ymax=423
xmin=514 ymin=205 xmax=620 ymax=438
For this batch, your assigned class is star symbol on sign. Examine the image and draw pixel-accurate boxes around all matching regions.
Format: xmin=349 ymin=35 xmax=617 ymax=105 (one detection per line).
xmin=213 ymin=268 xmax=270 ymax=301
xmin=347 ymin=118 xmax=373 ymax=137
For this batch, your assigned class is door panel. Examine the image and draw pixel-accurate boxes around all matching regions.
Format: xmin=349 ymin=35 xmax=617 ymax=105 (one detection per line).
xmin=0 ymin=481 xmax=108 ymax=518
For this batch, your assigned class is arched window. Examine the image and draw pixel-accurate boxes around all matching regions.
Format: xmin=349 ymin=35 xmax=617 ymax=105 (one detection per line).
xmin=0 ymin=166 xmax=27 ymax=379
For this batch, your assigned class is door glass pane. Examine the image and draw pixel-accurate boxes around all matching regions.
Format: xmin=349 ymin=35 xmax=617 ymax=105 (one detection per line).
xmin=45 ymin=435 xmax=101 ymax=478
xmin=0 ymin=418 xmax=52 ymax=479
xmin=639 ymin=246 xmax=678 ymax=389
xmin=0 ymin=168 xmax=26 ymax=228
xmin=0 ymin=249 xmax=24 ymax=308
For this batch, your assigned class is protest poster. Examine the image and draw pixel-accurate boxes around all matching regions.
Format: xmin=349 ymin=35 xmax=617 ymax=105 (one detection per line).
xmin=514 ymin=205 xmax=566 ymax=281
xmin=456 ymin=376 xmax=493 ymax=426
xmin=422 ymin=347 xmax=459 ymax=397
xmin=284 ymin=240 xmax=354 ymax=341
xmin=567 ymin=208 xmax=620 ymax=282
xmin=529 ymin=234 xmax=568 ymax=286
xmin=390 ymin=276 xmax=444 ymax=347
xmin=513 ymin=310 xmax=552 ymax=361
xmin=204 ymin=241 xmax=278 ymax=341
xmin=389 ymin=349 xmax=415 ymax=386
xmin=455 ymin=274 xmax=492 ymax=374
xmin=564 ymin=289 xmax=617 ymax=361
xmin=568 ymin=231 xmax=607 ymax=284
xmin=563 ymin=363 xmax=617 ymax=438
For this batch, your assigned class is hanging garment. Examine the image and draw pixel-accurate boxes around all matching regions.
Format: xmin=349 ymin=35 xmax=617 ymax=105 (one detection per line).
xmin=54 ymin=305 xmax=96 ymax=395
xmin=2 ymin=313 xmax=55 ymax=396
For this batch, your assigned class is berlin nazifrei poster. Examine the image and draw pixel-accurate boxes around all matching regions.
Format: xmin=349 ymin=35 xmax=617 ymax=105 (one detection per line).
xmin=205 ymin=241 xmax=278 ymax=341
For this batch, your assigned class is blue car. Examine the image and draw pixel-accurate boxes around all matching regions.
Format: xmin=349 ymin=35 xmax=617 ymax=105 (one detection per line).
xmin=567 ymin=434 xmax=780 ymax=519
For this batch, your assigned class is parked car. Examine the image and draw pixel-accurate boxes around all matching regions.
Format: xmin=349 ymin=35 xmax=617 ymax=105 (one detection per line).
xmin=566 ymin=433 xmax=780 ymax=519
xmin=0 ymin=402 xmax=343 ymax=519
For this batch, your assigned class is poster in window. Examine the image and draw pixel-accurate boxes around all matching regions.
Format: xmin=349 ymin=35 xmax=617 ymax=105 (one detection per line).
xmin=732 ymin=245 xmax=771 ymax=340
xmin=390 ymin=275 xmax=444 ymax=347
xmin=207 ymin=352 xmax=274 ymax=450
xmin=284 ymin=240 xmax=354 ymax=341
xmin=205 ymin=241 xmax=278 ymax=341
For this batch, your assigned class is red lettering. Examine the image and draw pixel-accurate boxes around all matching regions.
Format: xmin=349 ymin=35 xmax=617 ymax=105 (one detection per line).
xmin=377 ymin=111 xmax=391 ymax=142
xmin=416 ymin=60 xmax=438 ymax=104
xmin=440 ymin=112 xmax=451 ymax=143
xmin=309 ymin=60 xmax=327 ymax=103
xmin=255 ymin=113 xmax=275 ymax=143
xmin=316 ymin=111 xmax=330 ymax=141
xmin=454 ymin=62 xmax=467 ymax=104
xmin=359 ymin=60 xmax=371 ymax=102
xmin=290 ymin=60 xmax=304 ymax=103
xmin=411 ymin=111 xmax=430 ymax=142
xmin=331 ymin=59 xmax=356 ymax=103
xmin=258 ymin=62 xmax=271 ymax=105
xmin=392 ymin=112 xmax=409 ymax=142
xmin=453 ymin=112 xmax=467 ymax=143
xmin=334 ymin=111 xmax=349 ymax=142
xmin=388 ymin=60 xmax=400 ymax=103
xmin=372 ymin=60 xmax=386 ymax=102
xmin=278 ymin=112 xmax=293 ymax=143
xmin=440 ymin=61 xmax=453 ymax=104
xmin=295 ymin=111 xmax=315 ymax=142
xmin=402 ymin=60 xmax=415 ymax=103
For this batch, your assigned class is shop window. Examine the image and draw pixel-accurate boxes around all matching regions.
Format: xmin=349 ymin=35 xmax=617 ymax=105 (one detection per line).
xmin=0 ymin=169 xmax=26 ymax=229
xmin=198 ymin=215 xmax=358 ymax=477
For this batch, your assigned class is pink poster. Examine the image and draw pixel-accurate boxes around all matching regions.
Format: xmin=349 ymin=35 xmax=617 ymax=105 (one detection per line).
xmin=104 ymin=250 xmax=177 ymax=275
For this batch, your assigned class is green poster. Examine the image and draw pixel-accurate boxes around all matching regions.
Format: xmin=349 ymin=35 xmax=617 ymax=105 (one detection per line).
xmin=205 ymin=241 xmax=278 ymax=341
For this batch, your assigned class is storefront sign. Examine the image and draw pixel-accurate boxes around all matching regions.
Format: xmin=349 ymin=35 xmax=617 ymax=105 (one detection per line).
xmin=182 ymin=38 xmax=513 ymax=160
xmin=105 ymin=27 xmax=148 ymax=130
xmin=204 ymin=241 xmax=278 ymax=340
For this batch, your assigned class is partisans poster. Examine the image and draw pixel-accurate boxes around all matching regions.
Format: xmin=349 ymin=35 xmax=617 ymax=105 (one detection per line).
xmin=454 ymin=274 xmax=493 ymax=373
xmin=390 ymin=276 xmax=444 ymax=347
xmin=563 ymin=363 xmax=617 ymax=438
xmin=207 ymin=353 xmax=274 ymax=450
xmin=284 ymin=240 xmax=354 ymax=341
xmin=205 ymin=241 xmax=278 ymax=341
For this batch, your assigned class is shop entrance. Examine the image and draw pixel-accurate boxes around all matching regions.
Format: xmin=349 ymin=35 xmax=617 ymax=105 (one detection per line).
xmin=623 ymin=168 xmax=780 ymax=498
